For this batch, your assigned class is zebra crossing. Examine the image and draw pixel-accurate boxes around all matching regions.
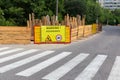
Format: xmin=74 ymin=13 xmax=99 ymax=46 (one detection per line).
xmin=42 ymin=53 xmax=89 ymax=80
xmin=75 ymin=55 xmax=107 ymax=80
xmin=107 ymin=56 xmax=120 ymax=80
xmin=0 ymin=47 xmax=119 ymax=80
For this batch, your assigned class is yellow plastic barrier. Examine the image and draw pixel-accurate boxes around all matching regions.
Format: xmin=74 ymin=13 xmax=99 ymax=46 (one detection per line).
xmin=34 ymin=25 xmax=71 ymax=44
xmin=92 ymin=24 xmax=97 ymax=34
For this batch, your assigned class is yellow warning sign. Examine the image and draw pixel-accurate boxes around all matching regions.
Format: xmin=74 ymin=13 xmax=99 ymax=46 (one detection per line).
xmin=41 ymin=26 xmax=66 ymax=42
xmin=45 ymin=35 xmax=52 ymax=42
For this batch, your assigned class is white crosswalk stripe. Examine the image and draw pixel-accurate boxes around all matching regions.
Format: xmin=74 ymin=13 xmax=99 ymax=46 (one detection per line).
xmin=0 ymin=49 xmax=38 ymax=63
xmin=16 ymin=52 xmax=72 ymax=77
xmin=42 ymin=53 xmax=89 ymax=80
xmin=0 ymin=51 xmax=54 ymax=73
xmin=75 ymin=55 xmax=107 ymax=80
xmin=0 ymin=48 xmax=23 ymax=56
xmin=0 ymin=48 xmax=119 ymax=80
xmin=0 ymin=47 xmax=10 ymax=51
xmin=108 ymin=56 xmax=120 ymax=80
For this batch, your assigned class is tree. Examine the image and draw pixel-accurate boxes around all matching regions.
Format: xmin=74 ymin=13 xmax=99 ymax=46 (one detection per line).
xmin=85 ymin=0 xmax=104 ymax=24
xmin=44 ymin=0 xmax=65 ymax=21
xmin=112 ymin=9 xmax=120 ymax=24
xmin=0 ymin=0 xmax=119 ymax=26
xmin=64 ymin=0 xmax=87 ymax=16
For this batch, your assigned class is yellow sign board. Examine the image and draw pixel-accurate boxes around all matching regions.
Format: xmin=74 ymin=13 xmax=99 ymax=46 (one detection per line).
xmin=41 ymin=26 xmax=66 ymax=43
xmin=34 ymin=25 xmax=71 ymax=44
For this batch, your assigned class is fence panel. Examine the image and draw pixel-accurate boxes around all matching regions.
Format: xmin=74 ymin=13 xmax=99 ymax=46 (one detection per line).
xmin=0 ymin=26 xmax=31 ymax=44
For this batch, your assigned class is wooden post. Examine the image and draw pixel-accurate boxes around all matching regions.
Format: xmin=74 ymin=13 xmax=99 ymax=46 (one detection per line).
xmin=35 ymin=19 xmax=40 ymax=26
xmin=46 ymin=15 xmax=51 ymax=25
xmin=77 ymin=15 xmax=81 ymax=26
xmin=42 ymin=16 xmax=47 ymax=25
xmin=51 ymin=15 xmax=56 ymax=25
xmin=29 ymin=14 xmax=33 ymax=41
xmin=32 ymin=13 xmax=35 ymax=26
xmin=64 ymin=15 xmax=67 ymax=26
xmin=66 ymin=14 xmax=70 ymax=27
xmin=27 ymin=20 xmax=30 ymax=28
xmin=77 ymin=15 xmax=81 ymax=39
xmin=82 ymin=16 xmax=86 ymax=37
xmin=29 ymin=14 xmax=32 ymax=28
xmin=31 ymin=13 xmax=35 ymax=41
xmin=39 ymin=20 xmax=42 ymax=26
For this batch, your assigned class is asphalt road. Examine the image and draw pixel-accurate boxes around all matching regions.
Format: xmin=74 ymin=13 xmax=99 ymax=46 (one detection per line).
xmin=0 ymin=26 xmax=120 ymax=80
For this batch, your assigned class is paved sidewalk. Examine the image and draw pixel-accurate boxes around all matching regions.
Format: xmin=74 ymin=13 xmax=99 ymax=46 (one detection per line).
xmin=0 ymin=43 xmax=69 ymax=50
xmin=0 ymin=32 xmax=100 ymax=50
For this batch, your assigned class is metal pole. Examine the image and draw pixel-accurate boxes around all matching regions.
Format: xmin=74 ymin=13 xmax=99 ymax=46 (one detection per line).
xmin=56 ymin=0 xmax=58 ymax=21
xmin=96 ymin=17 xmax=98 ymax=24
xmin=107 ymin=20 xmax=109 ymax=25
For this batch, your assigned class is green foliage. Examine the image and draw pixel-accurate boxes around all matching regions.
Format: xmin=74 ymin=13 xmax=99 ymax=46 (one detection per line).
xmin=85 ymin=0 xmax=104 ymax=24
xmin=0 ymin=0 xmax=120 ymax=25
xmin=112 ymin=9 xmax=120 ymax=25
xmin=64 ymin=0 xmax=87 ymax=16
xmin=0 ymin=0 xmax=66 ymax=25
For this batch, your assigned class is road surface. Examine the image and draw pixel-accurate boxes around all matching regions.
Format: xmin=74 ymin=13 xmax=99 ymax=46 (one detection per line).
xmin=0 ymin=26 xmax=120 ymax=80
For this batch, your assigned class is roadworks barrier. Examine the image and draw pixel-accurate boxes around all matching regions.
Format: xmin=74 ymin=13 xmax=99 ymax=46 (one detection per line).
xmin=34 ymin=24 xmax=100 ymax=44
xmin=0 ymin=26 xmax=31 ymax=44
xmin=70 ymin=24 xmax=99 ymax=42
xmin=34 ymin=25 xmax=71 ymax=44
xmin=0 ymin=24 xmax=100 ymax=44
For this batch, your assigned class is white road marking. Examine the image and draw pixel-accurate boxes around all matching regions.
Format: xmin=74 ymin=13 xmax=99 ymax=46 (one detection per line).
xmin=0 ymin=49 xmax=38 ymax=63
xmin=0 ymin=47 xmax=10 ymax=51
xmin=0 ymin=51 xmax=54 ymax=73
xmin=108 ymin=56 xmax=120 ymax=80
xmin=42 ymin=53 xmax=89 ymax=80
xmin=0 ymin=48 xmax=23 ymax=56
xmin=75 ymin=55 xmax=107 ymax=80
xmin=16 ymin=52 xmax=72 ymax=77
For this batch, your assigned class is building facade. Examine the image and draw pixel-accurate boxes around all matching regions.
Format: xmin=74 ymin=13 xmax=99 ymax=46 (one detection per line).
xmin=97 ymin=0 xmax=120 ymax=10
